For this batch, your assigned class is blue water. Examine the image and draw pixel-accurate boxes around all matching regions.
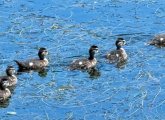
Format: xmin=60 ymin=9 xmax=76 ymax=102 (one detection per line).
xmin=0 ymin=0 xmax=165 ymax=119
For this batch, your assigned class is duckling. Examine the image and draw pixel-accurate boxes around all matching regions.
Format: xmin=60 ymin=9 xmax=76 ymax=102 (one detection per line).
xmin=0 ymin=78 xmax=11 ymax=101
xmin=14 ymin=48 xmax=48 ymax=70
xmin=70 ymin=45 xmax=98 ymax=70
xmin=148 ymin=33 xmax=165 ymax=46
xmin=106 ymin=38 xmax=127 ymax=63
xmin=0 ymin=66 xmax=17 ymax=87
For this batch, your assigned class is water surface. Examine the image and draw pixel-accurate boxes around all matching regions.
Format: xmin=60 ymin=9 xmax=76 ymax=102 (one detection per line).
xmin=0 ymin=0 xmax=165 ymax=119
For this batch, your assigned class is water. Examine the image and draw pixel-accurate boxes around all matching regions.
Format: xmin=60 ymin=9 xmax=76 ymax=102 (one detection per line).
xmin=0 ymin=0 xmax=165 ymax=119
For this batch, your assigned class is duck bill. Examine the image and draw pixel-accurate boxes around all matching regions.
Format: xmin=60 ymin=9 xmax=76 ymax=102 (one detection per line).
xmin=95 ymin=48 xmax=99 ymax=53
xmin=123 ymin=40 xmax=126 ymax=45
xmin=44 ymin=51 xmax=48 ymax=55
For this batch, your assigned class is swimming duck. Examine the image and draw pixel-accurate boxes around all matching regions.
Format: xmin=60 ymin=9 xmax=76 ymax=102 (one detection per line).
xmin=106 ymin=38 xmax=127 ymax=63
xmin=70 ymin=45 xmax=98 ymax=70
xmin=0 ymin=66 xmax=17 ymax=87
xmin=148 ymin=33 xmax=165 ymax=46
xmin=14 ymin=48 xmax=48 ymax=70
xmin=0 ymin=78 xmax=11 ymax=101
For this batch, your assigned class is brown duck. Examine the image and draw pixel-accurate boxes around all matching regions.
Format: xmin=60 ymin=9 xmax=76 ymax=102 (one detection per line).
xmin=0 ymin=66 xmax=17 ymax=87
xmin=148 ymin=33 xmax=165 ymax=46
xmin=70 ymin=45 xmax=98 ymax=70
xmin=0 ymin=78 xmax=11 ymax=101
xmin=106 ymin=38 xmax=127 ymax=63
xmin=14 ymin=48 xmax=49 ymax=70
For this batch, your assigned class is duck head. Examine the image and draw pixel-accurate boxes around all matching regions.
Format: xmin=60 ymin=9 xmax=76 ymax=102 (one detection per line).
xmin=6 ymin=66 xmax=15 ymax=76
xmin=88 ymin=45 xmax=99 ymax=60
xmin=115 ymin=38 xmax=126 ymax=50
xmin=38 ymin=48 xmax=48 ymax=60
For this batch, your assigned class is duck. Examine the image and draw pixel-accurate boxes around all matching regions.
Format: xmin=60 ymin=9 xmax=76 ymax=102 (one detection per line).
xmin=148 ymin=33 xmax=165 ymax=46
xmin=0 ymin=78 xmax=11 ymax=101
xmin=14 ymin=47 xmax=48 ymax=70
xmin=70 ymin=45 xmax=98 ymax=70
xmin=106 ymin=38 xmax=127 ymax=63
xmin=0 ymin=66 xmax=17 ymax=87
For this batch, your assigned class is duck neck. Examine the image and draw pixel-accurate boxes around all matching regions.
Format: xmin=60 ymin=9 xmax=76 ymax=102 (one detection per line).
xmin=6 ymin=71 xmax=13 ymax=77
xmin=88 ymin=50 xmax=95 ymax=60
xmin=116 ymin=46 xmax=121 ymax=50
xmin=38 ymin=53 xmax=45 ymax=60
xmin=0 ymin=85 xmax=5 ymax=90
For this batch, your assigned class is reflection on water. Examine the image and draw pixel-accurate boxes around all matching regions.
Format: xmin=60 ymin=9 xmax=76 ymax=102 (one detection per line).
xmin=17 ymin=68 xmax=48 ymax=78
xmin=0 ymin=99 xmax=10 ymax=108
xmin=87 ymin=67 xmax=101 ymax=79
xmin=116 ymin=60 xmax=127 ymax=69
xmin=38 ymin=68 xmax=48 ymax=77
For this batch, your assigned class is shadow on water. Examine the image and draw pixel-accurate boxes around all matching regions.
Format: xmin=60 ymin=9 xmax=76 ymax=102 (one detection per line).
xmin=16 ymin=68 xmax=48 ymax=78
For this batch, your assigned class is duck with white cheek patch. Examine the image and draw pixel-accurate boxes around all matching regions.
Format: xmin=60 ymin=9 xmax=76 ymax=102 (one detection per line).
xmin=70 ymin=45 xmax=99 ymax=70
xmin=0 ymin=78 xmax=11 ymax=102
xmin=106 ymin=38 xmax=127 ymax=64
xmin=148 ymin=33 xmax=165 ymax=47
xmin=0 ymin=66 xmax=17 ymax=87
xmin=14 ymin=48 xmax=49 ymax=70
